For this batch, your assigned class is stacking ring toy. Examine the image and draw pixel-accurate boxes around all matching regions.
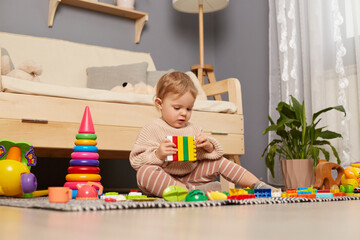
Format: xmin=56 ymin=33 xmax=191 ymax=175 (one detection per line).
xmin=71 ymin=152 xmax=99 ymax=160
xmin=68 ymin=166 xmax=100 ymax=174
xmin=70 ymin=159 xmax=99 ymax=166
xmin=76 ymin=133 xmax=97 ymax=140
xmin=74 ymin=139 xmax=97 ymax=146
xmin=73 ymin=145 xmax=98 ymax=152
xmin=66 ymin=174 xmax=101 ymax=182
xmin=64 ymin=181 xmax=102 ymax=190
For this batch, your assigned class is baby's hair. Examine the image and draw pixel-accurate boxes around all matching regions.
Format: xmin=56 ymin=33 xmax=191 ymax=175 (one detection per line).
xmin=156 ymin=71 xmax=198 ymax=100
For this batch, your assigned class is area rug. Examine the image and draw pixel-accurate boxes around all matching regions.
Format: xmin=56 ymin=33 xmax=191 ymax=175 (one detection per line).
xmin=0 ymin=196 xmax=359 ymax=212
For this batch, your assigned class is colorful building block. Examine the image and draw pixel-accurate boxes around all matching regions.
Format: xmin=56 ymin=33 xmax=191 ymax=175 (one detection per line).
xmin=333 ymin=192 xmax=345 ymax=197
xmin=244 ymin=188 xmax=254 ymax=194
xmin=254 ymin=189 xmax=272 ymax=198
xmin=166 ymin=136 xmax=197 ymax=161
xmin=229 ymin=188 xmax=249 ymax=196
xmin=271 ymin=189 xmax=282 ymax=197
xmin=228 ymin=194 xmax=256 ymax=200
xmin=302 ymin=194 xmax=316 ymax=199
xmin=297 ymin=190 xmax=312 ymax=195
xmin=316 ymin=193 xmax=333 ymax=198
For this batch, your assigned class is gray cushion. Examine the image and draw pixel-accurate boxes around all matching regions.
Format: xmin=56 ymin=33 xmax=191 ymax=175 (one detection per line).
xmin=146 ymin=69 xmax=174 ymax=87
xmin=86 ymin=62 xmax=148 ymax=90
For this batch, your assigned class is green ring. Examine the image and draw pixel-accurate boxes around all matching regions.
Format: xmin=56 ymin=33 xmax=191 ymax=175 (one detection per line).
xmin=76 ymin=133 xmax=97 ymax=140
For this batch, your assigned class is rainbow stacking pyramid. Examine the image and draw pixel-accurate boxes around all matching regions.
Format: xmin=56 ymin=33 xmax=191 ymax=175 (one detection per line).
xmin=166 ymin=136 xmax=197 ymax=161
xmin=64 ymin=106 xmax=102 ymax=191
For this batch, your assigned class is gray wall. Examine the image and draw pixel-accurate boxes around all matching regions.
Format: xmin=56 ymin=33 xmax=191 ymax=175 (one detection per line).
xmin=214 ymin=1 xmax=270 ymax=181
xmin=0 ymin=0 xmax=269 ymax=189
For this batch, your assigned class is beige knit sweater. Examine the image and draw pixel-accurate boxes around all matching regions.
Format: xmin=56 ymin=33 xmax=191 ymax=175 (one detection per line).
xmin=129 ymin=118 xmax=224 ymax=176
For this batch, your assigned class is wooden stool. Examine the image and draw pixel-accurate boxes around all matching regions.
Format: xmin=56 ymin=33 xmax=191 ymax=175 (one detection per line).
xmin=191 ymin=64 xmax=222 ymax=101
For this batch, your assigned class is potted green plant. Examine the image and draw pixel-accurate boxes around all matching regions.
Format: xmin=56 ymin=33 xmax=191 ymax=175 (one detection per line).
xmin=261 ymin=95 xmax=346 ymax=188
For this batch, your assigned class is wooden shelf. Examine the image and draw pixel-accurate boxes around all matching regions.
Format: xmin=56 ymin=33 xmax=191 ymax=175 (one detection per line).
xmin=48 ymin=0 xmax=148 ymax=43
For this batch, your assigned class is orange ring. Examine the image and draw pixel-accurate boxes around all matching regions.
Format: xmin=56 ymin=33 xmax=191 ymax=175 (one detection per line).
xmin=74 ymin=139 xmax=97 ymax=146
xmin=65 ymin=174 xmax=101 ymax=182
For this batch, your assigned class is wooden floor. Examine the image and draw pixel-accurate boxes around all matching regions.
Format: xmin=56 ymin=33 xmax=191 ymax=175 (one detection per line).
xmin=0 ymin=200 xmax=358 ymax=240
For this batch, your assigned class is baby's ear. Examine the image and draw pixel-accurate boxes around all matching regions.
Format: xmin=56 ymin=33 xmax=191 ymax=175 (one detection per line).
xmin=154 ymin=98 xmax=162 ymax=109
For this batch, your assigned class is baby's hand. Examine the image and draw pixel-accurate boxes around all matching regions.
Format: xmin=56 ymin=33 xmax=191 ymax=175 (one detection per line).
xmin=155 ymin=138 xmax=177 ymax=160
xmin=195 ymin=133 xmax=214 ymax=153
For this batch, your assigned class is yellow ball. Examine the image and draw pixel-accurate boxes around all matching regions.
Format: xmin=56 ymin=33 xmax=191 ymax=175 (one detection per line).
xmin=0 ymin=160 xmax=30 ymax=197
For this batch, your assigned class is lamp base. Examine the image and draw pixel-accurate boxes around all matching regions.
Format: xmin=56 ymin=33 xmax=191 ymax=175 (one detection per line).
xmin=191 ymin=64 xmax=222 ymax=100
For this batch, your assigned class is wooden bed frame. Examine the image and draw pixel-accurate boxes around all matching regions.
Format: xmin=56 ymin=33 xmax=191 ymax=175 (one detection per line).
xmin=0 ymin=32 xmax=244 ymax=189
xmin=0 ymin=78 xmax=244 ymax=158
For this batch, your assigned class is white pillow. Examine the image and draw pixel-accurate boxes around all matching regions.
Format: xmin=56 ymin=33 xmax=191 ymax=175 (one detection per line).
xmin=185 ymin=71 xmax=208 ymax=101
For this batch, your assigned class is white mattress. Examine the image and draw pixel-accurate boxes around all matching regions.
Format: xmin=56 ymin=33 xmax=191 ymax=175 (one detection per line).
xmin=0 ymin=76 xmax=237 ymax=114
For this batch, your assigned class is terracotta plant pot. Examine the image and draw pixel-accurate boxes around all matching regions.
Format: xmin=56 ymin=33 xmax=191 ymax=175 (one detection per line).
xmin=281 ymin=159 xmax=315 ymax=189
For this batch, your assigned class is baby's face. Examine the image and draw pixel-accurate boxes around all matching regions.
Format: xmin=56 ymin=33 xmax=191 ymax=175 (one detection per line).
xmin=157 ymin=91 xmax=195 ymax=128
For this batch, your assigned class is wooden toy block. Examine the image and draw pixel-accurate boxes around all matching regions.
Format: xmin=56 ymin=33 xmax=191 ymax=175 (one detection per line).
xmin=166 ymin=136 xmax=197 ymax=161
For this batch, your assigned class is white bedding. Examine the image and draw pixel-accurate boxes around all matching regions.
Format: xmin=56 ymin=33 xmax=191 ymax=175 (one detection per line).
xmin=0 ymin=76 xmax=237 ymax=114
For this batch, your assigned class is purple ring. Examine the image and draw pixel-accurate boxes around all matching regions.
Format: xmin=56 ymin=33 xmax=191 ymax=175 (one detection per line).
xmin=69 ymin=159 xmax=99 ymax=166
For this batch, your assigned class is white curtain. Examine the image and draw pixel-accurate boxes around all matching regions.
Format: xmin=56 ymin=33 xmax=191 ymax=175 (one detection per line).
xmin=268 ymin=0 xmax=360 ymax=186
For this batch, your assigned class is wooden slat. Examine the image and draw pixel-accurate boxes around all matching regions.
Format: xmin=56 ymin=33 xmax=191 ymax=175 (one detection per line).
xmin=0 ymin=92 xmax=243 ymax=134
xmin=0 ymin=119 xmax=244 ymax=156
xmin=227 ymin=78 xmax=243 ymax=114
xmin=202 ymin=79 xmax=228 ymax=96
xmin=202 ymin=78 xmax=243 ymax=114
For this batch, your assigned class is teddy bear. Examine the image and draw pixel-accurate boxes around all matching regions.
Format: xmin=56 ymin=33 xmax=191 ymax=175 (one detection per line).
xmin=1 ymin=55 xmax=42 ymax=82
xmin=111 ymin=82 xmax=155 ymax=95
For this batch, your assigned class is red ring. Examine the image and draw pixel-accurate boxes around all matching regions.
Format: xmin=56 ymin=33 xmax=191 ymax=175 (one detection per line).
xmin=68 ymin=166 xmax=100 ymax=174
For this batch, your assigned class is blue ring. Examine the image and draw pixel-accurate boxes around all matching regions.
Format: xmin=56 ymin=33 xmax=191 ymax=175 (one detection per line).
xmin=73 ymin=145 xmax=98 ymax=152
xmin=69 ymin=159 xmax=99 ymax=166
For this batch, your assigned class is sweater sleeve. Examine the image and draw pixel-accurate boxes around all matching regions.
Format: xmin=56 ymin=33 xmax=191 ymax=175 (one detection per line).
xmin=129 ymin=123 xmax=164 ymax=171
xmin=196 ymin=135 xmax=224 ymax=160
xmin=191 ymin=125 xmax=224 ymax=160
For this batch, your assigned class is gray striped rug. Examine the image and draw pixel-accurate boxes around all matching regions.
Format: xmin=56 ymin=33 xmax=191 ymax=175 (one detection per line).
xmin=0 ymin=196 xmax=359 ymax=212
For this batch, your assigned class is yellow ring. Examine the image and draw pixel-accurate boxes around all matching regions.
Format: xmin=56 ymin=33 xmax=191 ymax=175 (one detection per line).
xmin=65 ymin=174 xmax=101 ymax=182
xmin=74 ymin=139 xmax=97 ymax=146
